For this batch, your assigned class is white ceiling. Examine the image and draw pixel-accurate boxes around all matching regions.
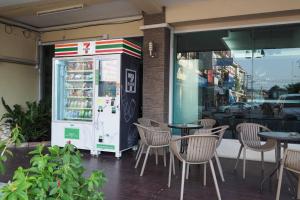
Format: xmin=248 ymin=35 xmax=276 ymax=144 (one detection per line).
xmin=0 ymin=0 xmax=41 ymax=7
xmin=0 ymin=0 xmax=199 ymax=28
xmin=14 ymin=1 xmax=141 ymax=27
xmin=160 ymin=0 xmax=200 ymax=7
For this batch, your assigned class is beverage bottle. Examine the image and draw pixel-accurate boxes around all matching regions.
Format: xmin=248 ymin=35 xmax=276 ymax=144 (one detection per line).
xmin=65 ymin=111 xmax=68 ymax=119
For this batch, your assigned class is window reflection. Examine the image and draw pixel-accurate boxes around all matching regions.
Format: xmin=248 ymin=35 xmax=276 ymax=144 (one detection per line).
xmin=173 ymin=26 xmax=300 ymax=138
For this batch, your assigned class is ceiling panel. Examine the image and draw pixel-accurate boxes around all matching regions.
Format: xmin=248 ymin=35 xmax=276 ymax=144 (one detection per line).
xmin=160 ymin=0 xmax=200 ymax=7
xmin=3 ymin=0 xmax=141 ymax=28
xmin=0 ymin=0 xmax=42 ymax=7
xmin=0 ymin=0 xmax=200 ymax=28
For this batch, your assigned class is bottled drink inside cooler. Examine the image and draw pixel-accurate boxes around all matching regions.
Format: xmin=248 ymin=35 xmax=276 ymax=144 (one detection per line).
xmin=54 ymin=57 xmax=94 ymax=122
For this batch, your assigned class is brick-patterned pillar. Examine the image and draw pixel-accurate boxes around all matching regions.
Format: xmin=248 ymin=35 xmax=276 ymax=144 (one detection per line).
xmin=142 ymin=13 xmax=170 ymax=122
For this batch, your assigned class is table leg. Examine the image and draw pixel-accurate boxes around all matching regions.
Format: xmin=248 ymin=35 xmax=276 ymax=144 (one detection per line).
xmin=276 ymin=142 xmax=281 ymax=164
xmin=276 ymin=142 xmax=282 ymax=178
xmin=285 ymin=170 xmax=298 ymax=197
xmin=180 ymin=129 xmax=186 ymax=153
xmin=260 ymin=141 xmax=282 ymax=192
xmin=180 ymin=128 xmax=189 ymax=153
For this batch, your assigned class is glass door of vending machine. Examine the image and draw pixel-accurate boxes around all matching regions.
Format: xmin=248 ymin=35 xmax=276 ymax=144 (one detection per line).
xmin=54 ymin=57 xmax=94 ymax=122
xmin=94 ymin=55 xmax=121 ymax=156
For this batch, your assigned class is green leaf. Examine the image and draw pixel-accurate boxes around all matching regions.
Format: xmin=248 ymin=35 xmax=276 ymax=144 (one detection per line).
xmin=0 ymin=144 xmax=105 ymax=199
xmin=49 ymin=187 xmax=58 ymax=196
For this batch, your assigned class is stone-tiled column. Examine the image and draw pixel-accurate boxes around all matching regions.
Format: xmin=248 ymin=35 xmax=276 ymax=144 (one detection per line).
xmin=142 ymin=12 xmax=171 ymax=122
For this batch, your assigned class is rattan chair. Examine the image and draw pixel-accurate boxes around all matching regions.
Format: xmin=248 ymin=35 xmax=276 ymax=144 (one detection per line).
xmin=135 ymin=118 xmax=170 ymax=164
xmin=235 ymin=123 xmax=276 ymax=179
xmin=198 ymin=118 xmax=217 ymax=129
xmin=134 ymin=123 xmax=171 ymax=176
xmin=135 ymin=118 xmax=160 ymax=161
xmin=193 ymin=125 xmax=229 ymax=183
xmin=137 ymin=117 xmax=152 ymax=126
xmin=168 ymin=135 xmax=221 ymax=200
xmin=276 ymin=149 xmax=300 ymax=200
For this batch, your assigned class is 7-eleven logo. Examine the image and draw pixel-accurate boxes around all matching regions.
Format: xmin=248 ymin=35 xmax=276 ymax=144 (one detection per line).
xmin=83 ymin=42 xmax=91 ymax=54
xmin=78 ymin=41 xmax=95 ymax=55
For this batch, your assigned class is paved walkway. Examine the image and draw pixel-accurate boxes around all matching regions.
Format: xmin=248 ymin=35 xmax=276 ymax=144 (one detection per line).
xmin=0 ymin=147 xmax=294 ymax=200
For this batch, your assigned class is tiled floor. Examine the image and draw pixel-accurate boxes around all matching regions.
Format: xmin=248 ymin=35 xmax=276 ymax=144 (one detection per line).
xmin=0 ymin=147 xmax=295 ymax=200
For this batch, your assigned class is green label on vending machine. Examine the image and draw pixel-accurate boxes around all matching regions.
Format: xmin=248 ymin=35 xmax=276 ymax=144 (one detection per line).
xmin=97 ymin=144 xmax=115 ymax=150
xmin=64 ymin=128 xmax=80 ymax=139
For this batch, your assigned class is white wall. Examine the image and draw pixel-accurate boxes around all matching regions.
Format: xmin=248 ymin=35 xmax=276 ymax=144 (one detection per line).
xmin=0 ymin=23 xmax=39 ymax=118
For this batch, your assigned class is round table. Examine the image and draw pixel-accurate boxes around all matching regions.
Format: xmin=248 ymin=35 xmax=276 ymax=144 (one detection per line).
xmin=258 ymin=131 xmax=300 ymax=163
xmin=168 ymin=123 xmax=203 ymax=152
xmin=258 ymin=131 xmax=300 ymax=192
xmin=168 ymin=123 xmax=203 ymax=136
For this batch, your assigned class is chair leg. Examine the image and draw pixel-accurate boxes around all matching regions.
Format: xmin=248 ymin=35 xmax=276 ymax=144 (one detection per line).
xmin=180 ymin=161 xmax=186 ymax=200
xmin=155 ymin=149 xmax=158 ymax=165
xmin=215 ymin=152 xmax=225 ymax=182
xmin=203 ymin=163 xmax=207 ymax=186
xmin=275 ymin=161 xmax=285 ymax=200
xmin=168 ymin=152 xmax=172 ymax=188
xmin=243 ymin=148 xmax=246 ymax=180
xmin=209 ymin=159 xmax=221 ymax=200
xmin=163 ymin=148 xmax=167 ymax=167
xmin=261 ymin=152 xmax=264 ymax=172
xmin=135 ymin=143 xmax=142 ymax=160
xmin=186 ymin=164 xmax=190 ymax=180
xmin=172 ymin=152 xmax=176 ymax=175
xmin=275 ymin=147 xmax=279 ymax=179
xmin=135 ymin=144 xmax=144 ymax=168
xmin=234 ymin=145 xmax=243 ymax=171
xmin=140 ymin=146 xmax=151 ymax=176
xmin=297 ymin=175 xmax=300 ymax=200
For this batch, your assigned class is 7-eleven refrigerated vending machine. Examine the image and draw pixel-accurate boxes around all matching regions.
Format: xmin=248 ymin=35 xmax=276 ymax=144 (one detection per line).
xmin=52 ymin=39 xmax=142 ymax=157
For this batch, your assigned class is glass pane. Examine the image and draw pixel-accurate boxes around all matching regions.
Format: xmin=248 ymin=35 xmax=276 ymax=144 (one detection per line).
xmin=98 ymin=60 xmax=120 ymax=97
xmin=55 ymin=58 xmax=94 ymax=121
xmin=173 ymin=24 xmax=300 ymax=138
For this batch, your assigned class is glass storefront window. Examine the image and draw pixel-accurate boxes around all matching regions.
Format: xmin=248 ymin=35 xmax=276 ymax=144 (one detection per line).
xmin=173 ymin=25 xmax=300 ymax=138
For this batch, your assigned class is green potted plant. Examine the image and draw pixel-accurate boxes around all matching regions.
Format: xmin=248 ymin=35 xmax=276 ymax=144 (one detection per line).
xmin=1 ymin=97 xmax=51 ymax=142
xmin=0 ymin=125 xmax=24 ymax=175
xmin=0 ymin=144 xmax=105 ymax=199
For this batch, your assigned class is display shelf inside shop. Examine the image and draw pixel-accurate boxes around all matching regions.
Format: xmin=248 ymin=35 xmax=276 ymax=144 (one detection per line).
xmin=67 ymin=70 xmax=93 ymax=73
xmin=66 ymin=80 xmax=93 ymax=82
xmin=67 ymin=96 xmax=93 ymax=99
xmin=65 ymin=88 xmax=93 ymax=90
xmin=64 ymin=117 xmax=92 ymax=121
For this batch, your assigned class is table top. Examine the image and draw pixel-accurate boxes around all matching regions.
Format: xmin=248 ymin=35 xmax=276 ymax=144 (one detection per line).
xmin=258 ymin=131 xmax=300 ymax=142
xmin=168 ymin=123 xmax=202 ymax=129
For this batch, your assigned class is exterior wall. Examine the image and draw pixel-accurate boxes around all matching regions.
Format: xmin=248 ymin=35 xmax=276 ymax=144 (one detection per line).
xmin=173 ymin=11 xmax=300 ymax=33
xmin=41 ymin=20 xmax=143 ymax=42
xmin=166 ymin=0 xmax=300 ymax=24
xmin=142 ymin=13 xmax=170 ymax=122
xmin=0 ymin=23 xmax=38 ymax=117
